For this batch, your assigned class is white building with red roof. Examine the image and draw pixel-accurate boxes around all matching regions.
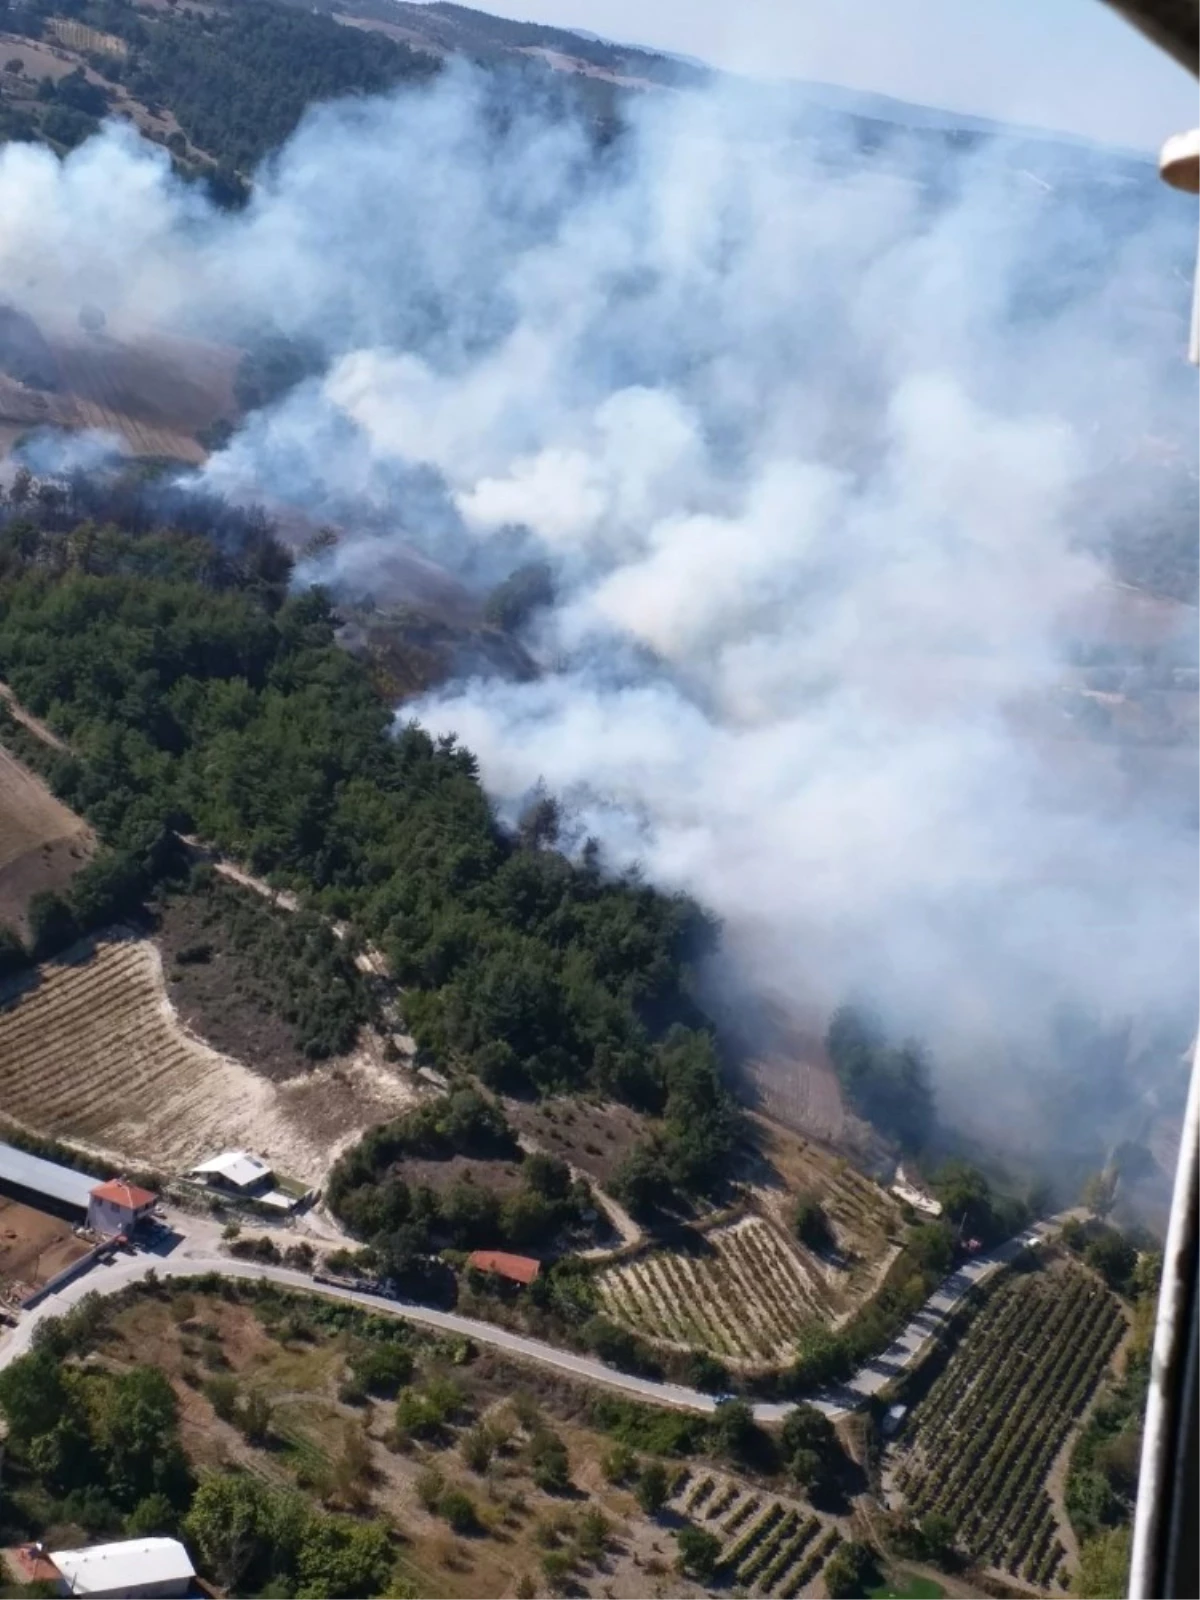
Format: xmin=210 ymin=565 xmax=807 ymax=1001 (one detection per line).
xmin=86 ymin=1178 xmax=158 ymax=1238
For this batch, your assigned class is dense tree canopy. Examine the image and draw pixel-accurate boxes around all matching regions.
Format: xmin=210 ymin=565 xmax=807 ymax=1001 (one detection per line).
xmin=0 ymin=493 xmax=738 ymax=1210
xmin=2 ymin=0 xmax=437 ymax=172
xmin=327 ymin=1089 xmax=596 ymax=1258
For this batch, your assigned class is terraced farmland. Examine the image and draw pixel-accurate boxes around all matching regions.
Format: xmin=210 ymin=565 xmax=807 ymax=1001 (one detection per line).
xmin=49 ymin=18 xmax=128 ymax=54
xmin=890 ymin=1264 xmax=1126 ymax=1589
xmin=597 ymin=1215 xmax=836 ymax=1364
xmin=0 ymin=933 xmax=418 ymax=1182
xmin=670 ymin=1470 xmax=844 ymax=1596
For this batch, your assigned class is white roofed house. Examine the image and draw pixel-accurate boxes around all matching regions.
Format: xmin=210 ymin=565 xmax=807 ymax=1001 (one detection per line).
xmin=187 ymin=1150 xmax=299 ymax=1212
xmin=47 ymin=1536 xmax=195 ymax=1598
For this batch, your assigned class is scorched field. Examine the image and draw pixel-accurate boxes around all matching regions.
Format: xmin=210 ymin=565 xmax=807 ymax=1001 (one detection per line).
xmin=889 ymin=1262 xmax=1126 ymax=1590
xmin=0 ymin=933 xmax=419 ymax=1183
xmin=597 ymin=1215 xmax=837 ymax=1366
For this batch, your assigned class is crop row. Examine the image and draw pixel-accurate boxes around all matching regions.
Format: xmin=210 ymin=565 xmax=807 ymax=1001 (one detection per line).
xmin=895 ymin=1265 xmax=1124 ymax=1575
xmin=667 ymin=1473 xmax=837 ymax=1597
xmin=780 ymin=1526 xmax=842 ymax=1599
xmin=598 ymin=1215 xmax=828 ymax=1364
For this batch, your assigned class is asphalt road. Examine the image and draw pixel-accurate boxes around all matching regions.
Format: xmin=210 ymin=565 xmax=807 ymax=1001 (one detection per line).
xmin=0 ymin=1220 xmax=1060 ymax=1423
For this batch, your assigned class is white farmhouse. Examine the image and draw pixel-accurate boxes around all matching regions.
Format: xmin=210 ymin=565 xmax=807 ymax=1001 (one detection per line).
xmin=188 ymin=1150 xmax=295 ymax=1211
xmin=86 ymin=1179 xmax=158 ymax=1238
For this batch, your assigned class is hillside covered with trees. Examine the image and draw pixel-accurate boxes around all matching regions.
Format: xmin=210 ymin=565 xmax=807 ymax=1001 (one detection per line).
xmin=0 ymin=478 xmax=737 ymax=1213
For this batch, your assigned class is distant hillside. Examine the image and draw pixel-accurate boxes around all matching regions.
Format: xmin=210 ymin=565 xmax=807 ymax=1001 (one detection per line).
xmin=338 ymin=0 xmax=710 ymax=87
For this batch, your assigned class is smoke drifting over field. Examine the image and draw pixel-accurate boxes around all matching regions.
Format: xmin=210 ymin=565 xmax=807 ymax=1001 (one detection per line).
xmin=1 ymin=67 xmax=1195 ymax=1143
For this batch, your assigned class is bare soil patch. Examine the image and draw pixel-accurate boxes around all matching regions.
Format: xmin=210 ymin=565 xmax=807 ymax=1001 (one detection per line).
xmin=0 ymin=740 xmax=94 ymax=937
xmin=740 ymin=1014 xmax=859 ymax=1152
xmin=504 ymin=1096 xmax=647 ymax=1188
xmin=0 ymin=1195 xmax=87 ymax=1294
xmin=396 ymin=1150 xmax=528 ymax=1201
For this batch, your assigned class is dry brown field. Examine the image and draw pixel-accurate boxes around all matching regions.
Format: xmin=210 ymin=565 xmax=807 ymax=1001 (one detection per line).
xmin=0 ymin=932 xmax=421 ymax=1184
xmin=0 ymin=741 xmax=94 ymax=936
xmin=101 ymin=1283 xmax=856 ymax=1598
xmin=0 ymin=1195 xmax=88 ymax=1292
xmin=503 ymin=1095 xmax=647 ymax=1188
xmin=49 ymin=330 xmax=237 ymax=463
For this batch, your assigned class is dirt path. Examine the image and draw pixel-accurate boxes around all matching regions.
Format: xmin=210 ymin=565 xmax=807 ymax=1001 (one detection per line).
xmin=0 ymin=682 xmax=68 ymax=751
xmin=178 ymin=834 xmax=394 ymax=983
xmin=513 ymin=1130 xmax=643 ymax=1258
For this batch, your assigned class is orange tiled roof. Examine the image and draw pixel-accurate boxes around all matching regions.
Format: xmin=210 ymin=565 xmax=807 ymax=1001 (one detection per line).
xmin=467 ymin=1250 xmax=541 ymax=1285
xmin=90 ymin=1179 xmax=157 ymax=1210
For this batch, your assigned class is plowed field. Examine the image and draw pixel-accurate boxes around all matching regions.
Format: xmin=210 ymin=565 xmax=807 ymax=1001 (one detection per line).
xmin=0 ymin=933 xmax=421 ymax=1183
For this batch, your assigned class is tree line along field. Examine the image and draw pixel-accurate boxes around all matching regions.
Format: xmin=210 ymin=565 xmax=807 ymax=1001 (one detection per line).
xmin=598 ymin=1215 xmax=839 ymax=1367
xmin=887 ymin=1261 xmax=1126 ymax=1590
xmin=668 ymin=1468 xmax=847 ymax=1596
xmin=0 ymin=931 xmax=420 ymax=1184
xmin=0 ymin=737 xmax=93 ymax=935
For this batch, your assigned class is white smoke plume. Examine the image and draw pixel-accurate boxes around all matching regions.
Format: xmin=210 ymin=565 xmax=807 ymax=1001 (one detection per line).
xmin=0 ymin=66 xmax=1195 ymax=1150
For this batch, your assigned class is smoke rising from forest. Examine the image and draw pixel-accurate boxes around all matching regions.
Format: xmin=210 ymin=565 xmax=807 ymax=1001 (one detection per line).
xmin=0 ymin=66 xmax=1195 ymax=1145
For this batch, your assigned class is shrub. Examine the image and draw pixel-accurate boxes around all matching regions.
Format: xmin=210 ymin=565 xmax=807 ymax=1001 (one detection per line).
xmin=676 ymin=1523 xmax=722 ymax=1581
xmin=347 ymin=1340 xmax=413 ymax=1398
xmin=824 ymin=1540 xmax=878 ymax=1599
xmin=461 ymin=1424 xmax=495 ymax=1473
xmin=601 ymin=1441 xmax=638 ymax=1483
xmin=636 ymin=1461 xmax=669 ymax=1516
xmin=575 ymin=1506 xmax=610 ymax=1561
xmin=438 ymin=1488 xmax=479 ymax=1535
xmin=204 ymin=1374 xmax=240 ymax=1421
xmin=793 ymin=1193 xmax=835 ymax=1252
xmin=415 ymin=1467 xmax=444 ymax=1511
xmin=125 ymin=1491 xmax=179 ymax=1538
xmin=540 ymin=1549 xmax=574 ymax=1594
xmin=237 ymin=1389 xmax=272 ymax=1445
xmin=528 ymin=1427 xmax=571 ymax=1494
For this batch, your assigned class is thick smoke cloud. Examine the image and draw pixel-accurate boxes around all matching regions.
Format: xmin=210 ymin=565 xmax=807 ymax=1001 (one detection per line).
xmin=1 ymin=67 xmax=1195 ymax=1150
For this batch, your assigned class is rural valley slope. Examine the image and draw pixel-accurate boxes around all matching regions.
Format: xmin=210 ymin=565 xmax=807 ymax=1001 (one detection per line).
xmin=0 ymin=1215 xmax=1064 ymax=1423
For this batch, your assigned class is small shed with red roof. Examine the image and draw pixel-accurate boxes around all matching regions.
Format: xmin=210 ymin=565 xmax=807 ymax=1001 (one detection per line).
xmin=467 ymin=1250 xmax=541 ymax=1286
xmin=87 ymin=1179 xmax=158 ymax=1239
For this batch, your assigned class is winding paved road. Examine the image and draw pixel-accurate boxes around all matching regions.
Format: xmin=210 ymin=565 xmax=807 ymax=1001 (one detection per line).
xmin=0 ymin=1221 xmax=1060 ymax=1423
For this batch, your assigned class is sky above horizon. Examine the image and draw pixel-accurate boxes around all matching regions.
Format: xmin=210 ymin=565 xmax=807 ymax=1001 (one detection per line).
xmin=425 ymin=0 xmax=1197 ymax=150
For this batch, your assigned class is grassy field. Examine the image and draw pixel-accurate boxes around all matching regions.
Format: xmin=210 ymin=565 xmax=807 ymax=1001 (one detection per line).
xmin=867 ymin=1576 xmax=945 ymax=1599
